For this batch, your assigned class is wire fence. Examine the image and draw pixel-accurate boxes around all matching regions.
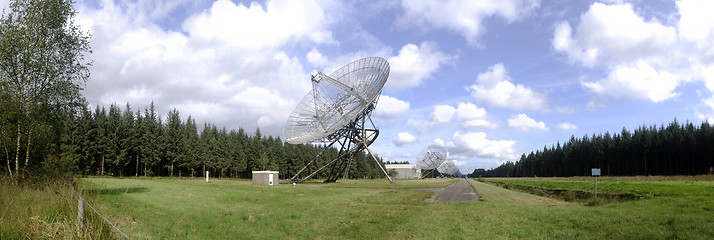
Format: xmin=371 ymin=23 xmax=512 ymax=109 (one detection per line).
xmin=72 ymin=187 xmax=130 ymax=239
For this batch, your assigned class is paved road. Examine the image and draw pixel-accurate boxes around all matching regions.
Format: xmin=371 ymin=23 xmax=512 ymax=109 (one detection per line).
xmin=425 ymin=179 xmax=479 ymax=202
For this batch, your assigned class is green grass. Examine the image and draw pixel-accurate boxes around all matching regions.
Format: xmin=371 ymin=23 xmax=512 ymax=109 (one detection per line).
xmin=0 ymin=177 xmax=114 ymax=239
xmin=483 ymin=177 xmax=714 ymax=204
xmin=79 ymin=177 xmax=714 ymax=239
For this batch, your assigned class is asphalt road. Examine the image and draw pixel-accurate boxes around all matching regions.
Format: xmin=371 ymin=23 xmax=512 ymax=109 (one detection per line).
xmin=427 ymin=179 xmax=480 ymax=202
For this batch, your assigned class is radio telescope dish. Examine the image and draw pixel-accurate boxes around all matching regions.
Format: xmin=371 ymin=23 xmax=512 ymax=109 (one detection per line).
xmin=417 ymin=145 xmax=448 ymax=178
xmin=285 ymin=57 xmax=394 ymax=184
xmin=437 ymin=160 xmax=459 ymax=177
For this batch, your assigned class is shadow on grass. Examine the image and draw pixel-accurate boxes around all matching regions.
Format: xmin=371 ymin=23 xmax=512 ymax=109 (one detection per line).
xmin=87 ymin=187 xmax=149 ymax=195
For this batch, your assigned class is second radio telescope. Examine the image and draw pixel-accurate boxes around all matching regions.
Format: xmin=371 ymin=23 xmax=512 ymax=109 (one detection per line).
xmin=284 ymin=57 xmax=394 ymax=183
xmin=417 ymin=145 xmax=448 ymax=178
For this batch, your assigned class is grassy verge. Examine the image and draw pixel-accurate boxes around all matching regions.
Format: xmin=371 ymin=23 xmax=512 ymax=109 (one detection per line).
xmin=0 ymin=176 xmax=114 ymax=239
xmin=482 ymin=176 xmax=714 ymax=205
xmin=469 ymin=179 xmax=714 ymax=239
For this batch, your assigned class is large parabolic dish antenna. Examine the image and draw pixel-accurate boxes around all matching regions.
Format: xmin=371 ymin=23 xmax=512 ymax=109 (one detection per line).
xmin=284 ymin=57 xmax=390 ymax=144
xmin=284 ymin=57 xmax=394 ymax=184
xmin=417 ymin=145 xmax=449 ymax=178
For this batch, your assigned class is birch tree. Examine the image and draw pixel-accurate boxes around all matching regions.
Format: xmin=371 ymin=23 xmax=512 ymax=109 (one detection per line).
xmin=0 ymin=0 xmax=91 ymax=175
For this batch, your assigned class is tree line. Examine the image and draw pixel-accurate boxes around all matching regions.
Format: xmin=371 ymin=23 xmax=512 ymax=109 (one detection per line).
xmin=471 ymin=119 xmax=714 ymax=177
xmin=51 ymin=102 xmax=389 ymax=179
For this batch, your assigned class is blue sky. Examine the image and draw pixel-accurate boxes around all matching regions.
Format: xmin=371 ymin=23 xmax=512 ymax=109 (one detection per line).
xmin=3 ymin=0 xmax=713 ymax=174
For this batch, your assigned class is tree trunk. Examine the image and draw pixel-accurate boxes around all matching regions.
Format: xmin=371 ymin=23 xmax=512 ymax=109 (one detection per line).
xmin=5 ymin=145 xmax=12 ymax=178
xmin=101 ymin=154 xmax=105 ymax=175
xmin=14 ymin=124 xmax=21 ymax=174
xmin=135 ymin=151 xmax=139 ymax=177
xmin=25 ymin=129 xmax=31 ymax=169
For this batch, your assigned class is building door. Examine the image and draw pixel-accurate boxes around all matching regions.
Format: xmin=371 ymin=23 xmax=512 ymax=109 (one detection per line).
xmin=269 ymin=174 xmax=274 ymax=186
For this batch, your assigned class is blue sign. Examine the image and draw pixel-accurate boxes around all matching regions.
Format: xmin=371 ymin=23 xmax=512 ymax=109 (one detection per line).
xmin=591 ymin=168 xmax=601 ymax=176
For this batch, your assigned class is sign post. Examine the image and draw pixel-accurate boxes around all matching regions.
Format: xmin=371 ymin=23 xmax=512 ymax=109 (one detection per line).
xmin=591 ymin=168 xmax=601 ymax=199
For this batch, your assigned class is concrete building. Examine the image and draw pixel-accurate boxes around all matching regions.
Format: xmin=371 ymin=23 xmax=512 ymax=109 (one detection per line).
xmin=385 ymin=164 xmax=421 ymax=179
xmin=252 ymin=171 xmax=279 ymax=186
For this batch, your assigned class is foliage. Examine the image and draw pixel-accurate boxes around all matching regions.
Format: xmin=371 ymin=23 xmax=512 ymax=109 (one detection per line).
xmin=31 ymin=102 xmax=389 ymax=180
xmin=473 ymin=118 xmax=714 ymax=177
xmin=0 ymin=0 xmax=91 ymax=177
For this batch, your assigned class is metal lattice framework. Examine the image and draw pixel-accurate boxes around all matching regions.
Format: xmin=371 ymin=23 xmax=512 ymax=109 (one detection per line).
xmin=437 ymin=160 xmax=459 ymax=177
xmin=285 ymin=57 xmax=394 ymax=184
xmin=417 ymin=145 xmax=449 ymax=178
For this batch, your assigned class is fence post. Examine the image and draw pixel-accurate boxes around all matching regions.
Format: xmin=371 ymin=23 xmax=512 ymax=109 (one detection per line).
xmin=78 ymin=197 xmax=84 ymax=228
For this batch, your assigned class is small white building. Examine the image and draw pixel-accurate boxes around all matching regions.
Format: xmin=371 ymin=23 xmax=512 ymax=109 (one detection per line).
xmin=252 ymin=171 xmax=279 ymax=186
xmin=385 ymin=164 xmax=421 ymax=179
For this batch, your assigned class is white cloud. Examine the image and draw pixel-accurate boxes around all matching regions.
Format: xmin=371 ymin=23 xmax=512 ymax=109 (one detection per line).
xmin=306 ymin=48 xmax=330 ymax=67
xmin=553 ymin=1 xmax=714 ymax=104
xmin=507 ymin=114 xmax=548 ymax=131
xmin=393 ymin=132 xmax=417 ymax=147
xmin=552 ymin=3 xmax=677 ymax=68
xmin=555 ymin=122 xmax=578 ymax=130
xmin=455 ymin=102 xmax=496 ymax=129
xmin=373 ymin=95 xmax=410 ymax=119
xmin=469 ymin=63 xmax=548 ymax=111
xmin=581 ymin=61 xmax=680 ymax=102
xmin=182 ymin=0 xmax=335 ymax=50
xmin=695 ymin=95 xmax=714 ymax=123
xmin=677 ymin=0 xmax=714 ymax=52
xmin=397 ymin=0 xmax=540 ymax=46
xmin=387 ymin=41 xmax=455 ymax=90
xmin=435 ymin=131 xmax=518 ymax=160
xmin=429 ymin=105 xmax=457 ymax=123
xmin=409 ymin=102 xmax=496 ymax=133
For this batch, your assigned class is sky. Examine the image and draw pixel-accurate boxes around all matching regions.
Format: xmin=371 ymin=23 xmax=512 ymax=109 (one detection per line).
xmin=3 ymin=0 xmax=714 ymax=174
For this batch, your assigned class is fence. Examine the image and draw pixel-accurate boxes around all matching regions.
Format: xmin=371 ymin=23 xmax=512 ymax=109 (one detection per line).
xmin=71 ymin=187 xmax=130 ymax=239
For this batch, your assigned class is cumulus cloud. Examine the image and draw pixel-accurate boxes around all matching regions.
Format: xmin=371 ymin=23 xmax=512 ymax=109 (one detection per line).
xmin=507 ymin=114 xmax=548 ymax=131
xmin=373 ymin=95 xmax=410 ymax=119
xmin=387 ymin=41 xmax=456 ymax=90
xmin=429 ymin=105 xmax=457 ymax=123
xmin=676 ymin=0 xmax=714 ymax=54
xmin=182 ymin=0 xmax=335 ymax=50
xmin=581 ymin=61 xmax=679 ymax=102
xmin=75 ymin=0 xmax=336 ymax=137
xmin=552 ymin=3 xmax=677 ymax=68
xmin=455 ymin=102 xmax=496 ymax=129
xmin=434 ymin=131 xmax=518 ymax=160
xmin=555 ymin=122 xmax=578 ymax=130
xmin=397 ymin=0 xmax=540 ymax=46
xmin=408 ymin=102 xmax=495 ymax=132
xmin=469 ymin=63 xmax=548 ymax=111
xmin=393 ymin=132 xmax=417 ymax=147
xmin=553 ymin=1 xmax=714 ymax=105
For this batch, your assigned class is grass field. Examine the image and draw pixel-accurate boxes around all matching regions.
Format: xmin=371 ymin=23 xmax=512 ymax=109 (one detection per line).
xmin=78 ymin=177 xmax=714 ymax=239
xmin=0 ymin=178 xmax=114 ymax=239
